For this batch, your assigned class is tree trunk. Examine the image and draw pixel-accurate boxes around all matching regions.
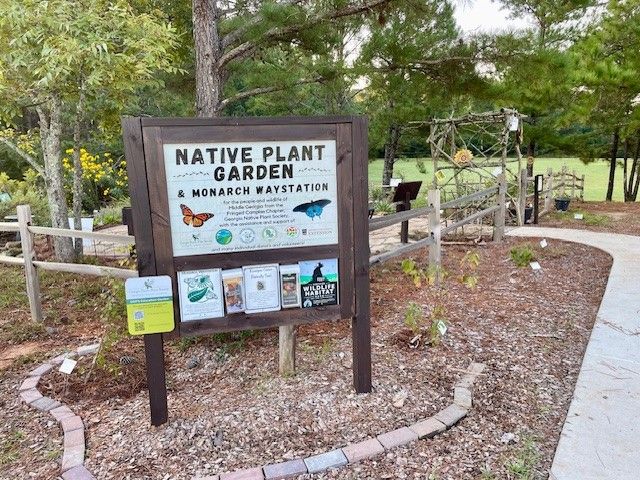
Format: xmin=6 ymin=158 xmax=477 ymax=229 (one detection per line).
xmin=526 ymin=139 xmax=535 ymax=177
xmin=382 ymin=124 xmax=401 ymax=187
xmin=72 ymin=88 xmax=85 ymax=256
xmin=193 ymin=0 xmax=223 ymax=117
xmin=630 ymin=135 xmax=640 ymax=202
xmin=606 ymin=128 xmax=619 ymax=202
xmin=37 ymin=95 xmax=74 ymax=262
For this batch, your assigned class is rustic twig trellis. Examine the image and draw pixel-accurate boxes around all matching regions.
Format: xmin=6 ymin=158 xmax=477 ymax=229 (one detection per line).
xmin=427 ymin=109 xmax=527 ymax=226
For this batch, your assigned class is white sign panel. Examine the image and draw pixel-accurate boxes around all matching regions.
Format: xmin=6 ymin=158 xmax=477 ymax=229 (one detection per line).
xmin=177 ymin=269 xmax=225 ymax=321
xmin=243 ymin=264 xmax=281 ymax=314
xmin=163 ymin=141 xmax=338 ymax=257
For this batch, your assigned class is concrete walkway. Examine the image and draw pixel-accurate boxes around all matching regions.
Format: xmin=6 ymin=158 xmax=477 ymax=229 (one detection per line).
xmin=507 ymin=227 xmax=640 ymax=480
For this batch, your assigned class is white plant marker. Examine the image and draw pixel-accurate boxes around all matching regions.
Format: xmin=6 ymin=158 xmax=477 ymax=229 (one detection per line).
xmin=540 ymin=239 xmax=548 ymax=248
xmin=59 ymin=358 xmax=77 ymax=375
xmin=437 ymin=320 xmax=448 ymax=336
xmin=574 ymin=213 xmax=584 ymax=220
xmin=530 ymin=261 xmax=542 ymax=271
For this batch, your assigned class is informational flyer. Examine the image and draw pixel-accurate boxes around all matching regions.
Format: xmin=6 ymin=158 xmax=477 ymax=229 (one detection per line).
xmin=222 ymin=268 xmax=245 ymax=314
xmin=125 ymin=276 xmax=175 ymax=335
xmin=177 ymin=269 xmax=225 ymax=321
xmin=163 ymin=141 xmax=338 ymax=257
xmin=299 ymin=258 xmax=339 ymax=308
xmin=243 ymin=264 xmax=281 ymax=314
xmin=279 ymin=264 xmax=301 ymax=308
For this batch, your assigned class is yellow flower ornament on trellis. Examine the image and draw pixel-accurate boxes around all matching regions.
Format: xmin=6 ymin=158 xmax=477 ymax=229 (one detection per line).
xmin=453 ymin=148 xmax=474 ymax=166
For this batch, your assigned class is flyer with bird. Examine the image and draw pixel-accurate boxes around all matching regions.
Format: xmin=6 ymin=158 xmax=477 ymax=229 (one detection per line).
xmin=163 ymin=140 xmax=339 ymax=257
xmin=299 ymin=259 xmax=339 ymax=308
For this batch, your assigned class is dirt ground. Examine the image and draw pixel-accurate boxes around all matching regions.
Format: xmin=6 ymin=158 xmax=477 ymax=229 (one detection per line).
xmin=0 ymin=233 xmax=613 ymax=480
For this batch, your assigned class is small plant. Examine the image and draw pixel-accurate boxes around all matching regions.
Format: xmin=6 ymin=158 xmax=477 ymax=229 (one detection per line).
xmin=416 ymin=159 xmax=427 ymax=174
xmin=401 ymin=259 xmax=445 ymax=287
xmin=373 ymin=200 xmax=395 ymax=215
xmin=0 ymin=430 xmax=24 ymax=466
xmin=369 ymin=186 xmax=388 ymax=202
xmin=404 ymin=302 xmax=424 ymax=337
xmin=510 ymin=244 xmax=536 ymax=268
xmin=459 ymin=251 xmax=480 ymax=288
xmin=583 ymin=212 xmax=610 ymax=226
xmin=504 ymin=435 xmax=541 ymax=480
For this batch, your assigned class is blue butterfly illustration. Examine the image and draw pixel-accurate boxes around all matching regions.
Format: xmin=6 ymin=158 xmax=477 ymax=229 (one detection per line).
xmin=293 ymin=199 xmax=331 ymax=219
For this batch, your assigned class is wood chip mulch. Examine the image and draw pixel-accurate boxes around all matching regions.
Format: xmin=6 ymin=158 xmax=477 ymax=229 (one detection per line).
xmin=0 ymin=236 xmax=612 ymax=480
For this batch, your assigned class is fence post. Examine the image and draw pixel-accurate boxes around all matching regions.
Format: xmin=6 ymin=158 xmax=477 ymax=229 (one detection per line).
xmin=16 ymin=205 xmax=43 ymax=323
xmin=427 ymin=189 xmax=441 ymax=277
xmin=559 ymin=165 xmax=567 ymax=198
xmin=571 ymin=169 xmax=576 ymax=199
xmin=493 ymin=174 xmax=506 ymax=241
xmin=544 ymin=168 xmax=554 ymax=212
xmin=581 ymin=174 xmax=585 ymax=201
xmin=279 ymin=325 xmax=296 ymax=376
xmin=518 ymin=168 xmax=528 ymax=226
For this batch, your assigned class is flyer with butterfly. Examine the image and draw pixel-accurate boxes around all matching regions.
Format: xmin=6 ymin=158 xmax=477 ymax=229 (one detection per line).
xmin=163 ymin=141 xmax=339 ymax=257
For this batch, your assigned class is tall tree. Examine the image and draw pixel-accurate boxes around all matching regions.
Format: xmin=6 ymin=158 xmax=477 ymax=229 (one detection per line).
xmin=492 ymin=0 xmax=596 ymax=175
xmin=568 ymin=0 xmax=640 ymax=201
xmin=191 ymin=0 xmax=392 ymax=117
xmin=0 ymin=0 xmax=180 ymax=260
xmin=360 ymin=1 xmax=487 ymax=185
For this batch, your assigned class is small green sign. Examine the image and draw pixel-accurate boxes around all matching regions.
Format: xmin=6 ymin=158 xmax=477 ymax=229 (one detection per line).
xmin=125 ymin=276 xmax=175 ymax=335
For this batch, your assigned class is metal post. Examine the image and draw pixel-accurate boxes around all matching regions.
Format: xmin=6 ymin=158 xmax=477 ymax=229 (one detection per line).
xmin=493 ymin=174 xmax=506 ymax=241
xmin=534 ymin=174 xmax=543 ymax=224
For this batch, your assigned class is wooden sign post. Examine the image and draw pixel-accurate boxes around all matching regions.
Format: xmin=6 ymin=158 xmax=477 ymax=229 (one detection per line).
xmin=122 ymin=116 xmax=372 ymax=426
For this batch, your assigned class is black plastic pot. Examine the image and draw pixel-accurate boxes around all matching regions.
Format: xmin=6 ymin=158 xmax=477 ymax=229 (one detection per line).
xmin=524 ymin=207 xmax=533 ymax=223
xmin=508 ymin=207 xmax=534 ymax=223
xmin=555 ymin=198 xmax=571 ymax=211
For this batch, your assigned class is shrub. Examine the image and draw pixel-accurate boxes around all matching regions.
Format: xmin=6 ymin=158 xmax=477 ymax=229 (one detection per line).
xmin=0 ymin=170 xmax=50 ymax=225
xmin=510 ymin=244 xmax=536 ymax=267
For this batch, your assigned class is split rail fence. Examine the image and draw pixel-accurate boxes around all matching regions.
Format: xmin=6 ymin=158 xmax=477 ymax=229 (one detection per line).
xmin=2 ymin=176 xmax=507 ymax=324
xmin=518 ymin=166 xmax=585 ymax=223
xmin=369 ymin=174 xmax=507 ymax=266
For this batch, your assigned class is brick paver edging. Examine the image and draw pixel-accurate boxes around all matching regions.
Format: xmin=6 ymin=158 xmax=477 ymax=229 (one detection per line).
xmin=18 ymin=343 xmax=101 ymax=480
xmin=194 ymin=362 xmax=486 ymax=480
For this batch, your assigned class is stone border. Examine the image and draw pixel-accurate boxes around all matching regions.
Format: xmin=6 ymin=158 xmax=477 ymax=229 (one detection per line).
xmin=18 ymin=343 xmax=100 ymax=480
xmin=19 ymin=347 xmax=484 ymax=480
xmin=194 ymin=362 xmax=486 ymax=480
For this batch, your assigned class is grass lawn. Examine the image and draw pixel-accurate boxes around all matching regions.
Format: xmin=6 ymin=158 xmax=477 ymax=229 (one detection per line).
xmin=368 ymin=157 xmax=632 ymax=202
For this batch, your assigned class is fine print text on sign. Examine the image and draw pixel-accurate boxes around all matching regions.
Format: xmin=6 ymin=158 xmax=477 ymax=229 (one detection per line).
xmin=164 ymin=141 xmax=338 ymax=256
xmin=125 ymin=276 xmax=175 ymax=335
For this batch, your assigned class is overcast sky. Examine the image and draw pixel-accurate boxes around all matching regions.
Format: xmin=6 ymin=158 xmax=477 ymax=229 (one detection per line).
xmin=454 ymin=0 xmax=534 ymax=33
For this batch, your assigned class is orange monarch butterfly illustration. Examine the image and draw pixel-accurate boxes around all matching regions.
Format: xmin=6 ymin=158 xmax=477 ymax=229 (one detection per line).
xmin=180 ymin=204 xmax=214 ymax=227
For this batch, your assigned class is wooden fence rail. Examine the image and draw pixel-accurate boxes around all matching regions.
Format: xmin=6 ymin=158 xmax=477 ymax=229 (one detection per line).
xmin=519 ymin=166 xmax=585 ymax=223
xmin=0 ymin=205 xmax=137 ymax=322
xmin=3 ymin=186 xmax=507 ymax=323
xmin=368 ymin=175 xmax=506 ymax=268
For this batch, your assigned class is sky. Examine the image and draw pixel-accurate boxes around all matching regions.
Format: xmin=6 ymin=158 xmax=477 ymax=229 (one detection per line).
xmin=454 ymin=0 xmax=534 ymax=34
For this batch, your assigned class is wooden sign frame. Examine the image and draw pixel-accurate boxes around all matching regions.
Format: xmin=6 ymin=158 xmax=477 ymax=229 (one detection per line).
xmin=122 ymin=116 xmax=371 ymax=426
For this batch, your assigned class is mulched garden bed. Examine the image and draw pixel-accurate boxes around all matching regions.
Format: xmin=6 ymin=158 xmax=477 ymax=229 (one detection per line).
xmin=0 ymin=236 xmax=611 ymax=479
xmin=539 ymin=200 xmax=640 ymax=236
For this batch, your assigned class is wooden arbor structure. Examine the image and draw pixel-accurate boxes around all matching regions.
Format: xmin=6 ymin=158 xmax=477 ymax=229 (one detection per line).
xmin=428 ymin=109 xmax=528 ymax=224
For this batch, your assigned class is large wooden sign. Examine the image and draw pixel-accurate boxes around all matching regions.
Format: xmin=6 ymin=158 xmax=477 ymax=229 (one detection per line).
xmin=122 ymin=116 xmax=371 ymax=426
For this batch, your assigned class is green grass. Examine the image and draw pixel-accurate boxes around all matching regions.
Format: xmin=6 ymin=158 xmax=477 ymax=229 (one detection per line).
xmin=368 ymin=157 xmax=632 ymax=202
xmin=504 ymin=435 xmax=541 ymax=480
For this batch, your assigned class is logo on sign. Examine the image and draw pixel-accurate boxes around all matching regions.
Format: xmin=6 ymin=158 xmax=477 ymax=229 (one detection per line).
xmin=239 ymin=228 xmax=256 ymax=244
xmin=215 ymin=229 xmax=233 ymax=245
xmin=262 ymin=227 xmax=277 ymax=240
xmin=285 ymin=226 xmax=299 ymax=238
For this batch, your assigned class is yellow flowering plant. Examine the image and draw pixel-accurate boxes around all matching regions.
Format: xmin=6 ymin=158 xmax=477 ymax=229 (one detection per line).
xmin=62 ymin=148 xmax=128 ymax=209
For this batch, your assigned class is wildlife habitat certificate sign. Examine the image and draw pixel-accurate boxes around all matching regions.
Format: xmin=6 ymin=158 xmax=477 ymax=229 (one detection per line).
xmin=125 ymin=276 xmax=175 ymax=335
xmin=163 ymin=141 xmax=339 ymax=257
